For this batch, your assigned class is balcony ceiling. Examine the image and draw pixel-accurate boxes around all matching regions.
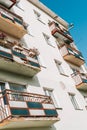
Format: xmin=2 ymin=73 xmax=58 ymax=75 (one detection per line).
xmin=0 ymin=0 xmax=16 ymax=9
xmin=52 ymin=28 xmax=73 ymax=44
xmin=0 ymin=16 xmax=27 ymax=39
xmin=76 ymin=83 xmax=87 ymax=90
xmin=64 ymin=54 xmax=85 ymax=67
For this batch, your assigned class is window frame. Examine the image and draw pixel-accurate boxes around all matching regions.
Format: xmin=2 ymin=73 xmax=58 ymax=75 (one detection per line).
xmin=43 ymin=87 xmax=62 ymax=109
xmin=69 ymin=93 xmax=80 ymax=110
xmin=43 ymin=33 xmax=55 ymax=47
xmin=55 ymin=59 xmax=68 ymax=76
xmin=37 ymin=55 xmax=46 ymax=68
xmin=9 ymin=83 xmax=26 ymax=101
xmin=84 ymin=96 xmax=87 ymax=109
xmin=33 ymin=10 xmax=45 ymax=25
xmin=15 ymin=0 xmax=24 ymax=11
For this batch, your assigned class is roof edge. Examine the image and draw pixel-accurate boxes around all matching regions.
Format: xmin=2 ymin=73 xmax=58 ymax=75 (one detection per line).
xmin=27 ymin=0 xmax=69 ymax=28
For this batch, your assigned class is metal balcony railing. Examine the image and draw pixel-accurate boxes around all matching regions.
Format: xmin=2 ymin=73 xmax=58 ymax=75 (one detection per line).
xmin=60 ymin=44 xmax=85 ymax=66
xmin=48 ymin=21 xmax=73 ymax=43
xmin=0 ymin=89 xmax=59 ymax=128
xmin=0 ymin=38 xmax=41 ymax=76
xmin=72 ymin=72 xmax=87 ymax=90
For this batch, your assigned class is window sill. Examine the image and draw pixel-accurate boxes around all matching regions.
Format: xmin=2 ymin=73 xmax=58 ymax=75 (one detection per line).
xmin=37 ymin=19 xmax=46 ymax=25
xmin=60 ymin=73 xmax=69 ymax=77
xmin=40 ymin=65 xmax=47 ymax=69
xmin=47 ymin=43 xmax=55 ymax=48
xmin=56 ymin=107 xmax=63 ymax=110
xmin=27 ymin=33 xmax=34 ymax=37
xmin=75 ymin=108 xmax=83 ymax=111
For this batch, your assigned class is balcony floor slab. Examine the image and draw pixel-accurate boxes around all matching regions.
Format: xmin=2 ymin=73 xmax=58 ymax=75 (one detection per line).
xmin=0 ymin=117 xmax=59 ymax=129
xmin=64 ymin=54 xmax=84 ymax=66
xmin=0 ymin=58 xmax=41 ymax=77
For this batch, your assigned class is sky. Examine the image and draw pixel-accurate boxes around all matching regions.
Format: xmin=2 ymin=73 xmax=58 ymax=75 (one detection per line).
xmin=40 ymin=0 xmax=87 ymax=64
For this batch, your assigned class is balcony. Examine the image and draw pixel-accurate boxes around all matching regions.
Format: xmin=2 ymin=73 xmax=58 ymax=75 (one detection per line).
xmin=0 ymin=5 xmax=27 ymax=39
xmin=72 ymin=72 xmax=87 ymax=90
xmin=0 ymin=89 xmax=59 ymax=129
xmin=0 ymin=41 xmax=41 ymax=77
xmin=0 ymin=0 xmax=17 ymax=9
xmin=60 ymin=44 xmax=85 ymax=66
xmin=48 ymin=21 xmax=73 ymax=44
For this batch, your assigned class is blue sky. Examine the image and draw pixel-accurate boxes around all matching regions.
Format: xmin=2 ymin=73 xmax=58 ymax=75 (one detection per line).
xmin=40 ymin=0 xmax=87 ymax=64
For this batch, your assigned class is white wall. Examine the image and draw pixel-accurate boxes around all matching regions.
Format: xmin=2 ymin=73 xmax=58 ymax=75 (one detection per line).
xmin=0 ymin=0 xmax=87 ymax=130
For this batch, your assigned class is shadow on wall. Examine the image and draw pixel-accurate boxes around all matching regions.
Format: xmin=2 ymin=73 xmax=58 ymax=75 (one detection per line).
xmin=0 ymin=70 xmax=41 ymax=87
xmin=28 ymin=75 xmax=41 ymax=87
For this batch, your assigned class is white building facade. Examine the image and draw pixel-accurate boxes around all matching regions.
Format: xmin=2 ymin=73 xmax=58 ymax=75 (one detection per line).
xmin=0 ymin=0 xmax=87 ymax=130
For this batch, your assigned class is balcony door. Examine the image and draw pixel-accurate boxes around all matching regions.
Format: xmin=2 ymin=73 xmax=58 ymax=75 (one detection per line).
xmin=9 ymin=83 xmax=26 ymax=101
xmin=0 ymin=82 xmax=8 ymax=105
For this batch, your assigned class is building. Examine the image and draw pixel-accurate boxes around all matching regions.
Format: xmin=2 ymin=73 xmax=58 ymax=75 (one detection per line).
xmin=0 ymin=0 xmax=87 ymax=130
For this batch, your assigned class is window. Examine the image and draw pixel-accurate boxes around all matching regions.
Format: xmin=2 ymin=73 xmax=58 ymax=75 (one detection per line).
xmin=0 ymin=82 xmax=5 ymax=91
xmin=23 ymin=22 xmax=29 ymax=30
xmin=84 ymin=96 xmax=87 ymax=104
xmin=70 ymin=67 xmax=78 ymax=76
xmin=9 ymin=83 xmax=26 ymax=91
xmin=15 ymin=0 xmax=24 ymax=11
xmin=43 ymin=33 xmax=55 ymax=47
xmin=70 ymin=65 xmax=80 ymax=76
xmin=37 ymin=55 xmax=46 ymax=68
xmin=43 ymin=33 xmax=50 ymax=44
xmin=0 ymin=82 xmax=7 ymax=105
xmin=48 ymin=20 xmax=52 ymax=24
xmin=69 ymin=93 xmax=80 ymax=110
xmin=0 ymin=82 xmax=5 ymax=98
xmin=55 ymin=60 xmax=65 ymax=75
xmin=26 ymin=24 xmax=34 ymax=37
xmin=34 ymin=10 xmax=45 ymax=24
xmin=34 ymin=10 xmax=41 ymax=20
xmin=9 ymin=83 xmax=26 ymax=101
xmin=85 ymin=97 xmax=87 ymax=110
xmin=44 ymin=88 xmax=61 ymax=109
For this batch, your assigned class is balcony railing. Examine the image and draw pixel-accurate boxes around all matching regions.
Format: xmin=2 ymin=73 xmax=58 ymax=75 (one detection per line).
xmin=60 ymin=44 xmax=85 ymax=66
xmin=0 ymin=40 xmax=41 ymax=77
xmin=72 ymin=72 xmax=87 ymax=90
xmin=0 ymin=5 xmax=27 ymax=38
xmin=0 ymin=89 xmax=59 ymax=128
xmin=0 ymin=0 xmax=17 ymax=9
xmin=48 ymin=21 xmax=73 ymax=44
